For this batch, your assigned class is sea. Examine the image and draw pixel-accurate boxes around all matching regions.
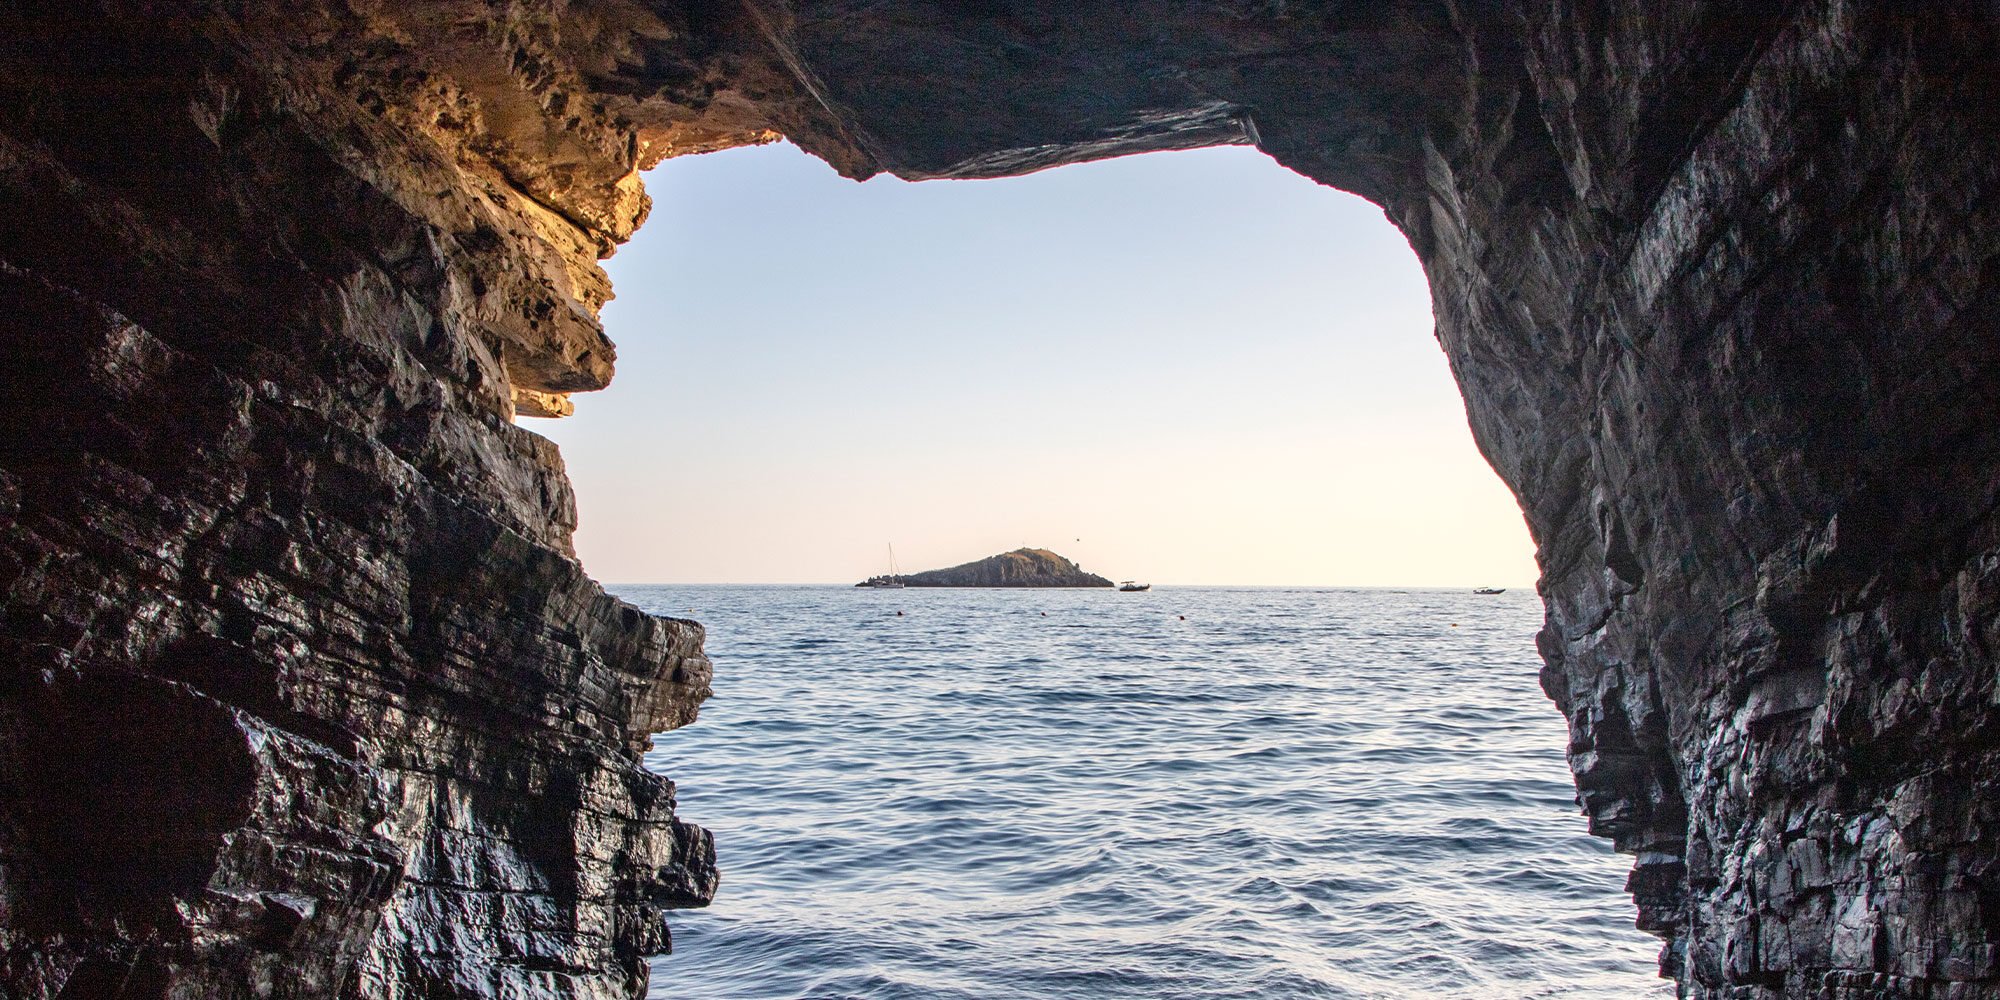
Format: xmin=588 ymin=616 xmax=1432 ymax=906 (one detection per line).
xmin=625 ymin=585 xmax=1672 ymax=1000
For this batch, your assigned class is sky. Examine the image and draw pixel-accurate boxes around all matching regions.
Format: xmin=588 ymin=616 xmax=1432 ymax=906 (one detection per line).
xmin=531 ymin=141 xmax=1538 ymax=587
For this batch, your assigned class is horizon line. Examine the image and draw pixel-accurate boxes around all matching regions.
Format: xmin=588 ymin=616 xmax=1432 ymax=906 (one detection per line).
xmin=594 ymin=581 xmax=1539 ymax=590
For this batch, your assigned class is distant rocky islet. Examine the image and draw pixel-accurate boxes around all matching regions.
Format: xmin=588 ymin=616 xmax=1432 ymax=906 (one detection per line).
xmin=858 ymin=548 xmax=1113 ymax=588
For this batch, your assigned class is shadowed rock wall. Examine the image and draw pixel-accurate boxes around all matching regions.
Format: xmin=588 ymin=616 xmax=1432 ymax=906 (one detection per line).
xmin=746 ymin=4 xmax=2000 ymax=994
xmin=2 ymin=2 xmax=1998 ymax=998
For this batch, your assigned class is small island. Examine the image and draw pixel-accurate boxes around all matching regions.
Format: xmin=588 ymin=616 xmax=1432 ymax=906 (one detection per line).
xmin=858 ymin=548 xmax=1114 ymax=588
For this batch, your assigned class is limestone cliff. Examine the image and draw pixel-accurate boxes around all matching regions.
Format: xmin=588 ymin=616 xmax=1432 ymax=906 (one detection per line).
xmin=867 ymin=548 xmax=1114 ymax=588
xmin=3 ymin=3 xmax=1999 ymax=1000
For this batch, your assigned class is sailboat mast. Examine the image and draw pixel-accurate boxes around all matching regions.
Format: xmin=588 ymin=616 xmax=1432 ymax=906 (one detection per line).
xmin=888 ymin=543 xmax=899 ymax=577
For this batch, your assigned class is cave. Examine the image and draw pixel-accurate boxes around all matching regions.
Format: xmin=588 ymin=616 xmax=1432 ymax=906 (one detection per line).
xmin=2 ymin=2 xmax=1998 ymax=999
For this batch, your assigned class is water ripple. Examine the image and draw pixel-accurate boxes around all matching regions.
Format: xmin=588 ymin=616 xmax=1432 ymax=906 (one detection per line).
xmin=631 ymin=586 xmax=1670 ymax=999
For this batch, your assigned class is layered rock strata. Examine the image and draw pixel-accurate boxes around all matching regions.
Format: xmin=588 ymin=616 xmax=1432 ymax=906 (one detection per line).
xmin=736 ymin=6 xmax=2000 ymax=994
xmin=3 ymin=2 xmax=1998 ymax=999
xmin=0 ymin=5 xmax=730 ymax=998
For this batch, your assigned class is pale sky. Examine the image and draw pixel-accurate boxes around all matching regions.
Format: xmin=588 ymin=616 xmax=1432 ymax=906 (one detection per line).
xmin=532 ymin=142 xmax=1537 ymax=587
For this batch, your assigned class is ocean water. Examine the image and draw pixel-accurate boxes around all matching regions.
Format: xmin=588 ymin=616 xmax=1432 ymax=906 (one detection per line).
xmin=626 ymin=586 xmax=1670 ymax=1000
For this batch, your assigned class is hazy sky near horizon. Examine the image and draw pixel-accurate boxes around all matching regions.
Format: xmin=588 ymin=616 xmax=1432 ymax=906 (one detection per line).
xmin=533 ymin=142 xmax=1538 ymax=586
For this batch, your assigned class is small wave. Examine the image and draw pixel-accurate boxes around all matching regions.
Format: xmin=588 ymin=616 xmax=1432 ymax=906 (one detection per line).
xmin=628 ymin=585 xmax=1670 ymax=1000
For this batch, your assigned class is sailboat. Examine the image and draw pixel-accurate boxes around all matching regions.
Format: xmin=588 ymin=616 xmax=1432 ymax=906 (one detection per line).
xmin=857 ymin=543 xmax=906 ymax=588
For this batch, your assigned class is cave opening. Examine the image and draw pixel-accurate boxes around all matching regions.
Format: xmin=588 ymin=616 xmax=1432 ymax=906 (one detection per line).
xmin=5 ymin=5 xmax=1997 ymax=998
xmin=531 ymin=141 xmax=1665 ymax=997
xmin=535 ymin=141 xmax=1533 ymax=590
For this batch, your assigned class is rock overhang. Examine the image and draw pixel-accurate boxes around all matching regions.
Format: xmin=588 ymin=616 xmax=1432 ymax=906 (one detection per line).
xmin=3 ymin=3 xmax=1999 ymax=999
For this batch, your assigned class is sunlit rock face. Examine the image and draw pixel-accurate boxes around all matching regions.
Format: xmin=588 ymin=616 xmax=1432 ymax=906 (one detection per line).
xmin=0 ymin=5 xmax=724 ymax=998
xmin=2 ymin=2 xmax=1998 ymax=998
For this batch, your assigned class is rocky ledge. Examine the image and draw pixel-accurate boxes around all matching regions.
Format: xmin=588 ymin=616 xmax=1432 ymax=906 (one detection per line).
xmin=4 ymin=3 xmax=2000 ymax=1000
xmin=862 ymin=548 xmax=1113 ymax=588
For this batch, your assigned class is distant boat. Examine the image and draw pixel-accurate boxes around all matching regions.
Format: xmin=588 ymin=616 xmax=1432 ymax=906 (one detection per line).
xmin=857 ymin=544 xmax=906 ymax=589
xmin=1118 ymin=581 xmax=1151 ymax=592
xmin=1473 ymin=587 xmax=1507 ymax=595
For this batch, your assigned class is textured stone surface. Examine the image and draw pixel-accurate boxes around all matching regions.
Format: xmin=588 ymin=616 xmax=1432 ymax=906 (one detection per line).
xmin=3 ymin=2 xmax=1999 ymax=999
xmin=754 ymin=5 xmax=2000 ymax=995
xmin=0 ymin=4 xmax=724 ymax=998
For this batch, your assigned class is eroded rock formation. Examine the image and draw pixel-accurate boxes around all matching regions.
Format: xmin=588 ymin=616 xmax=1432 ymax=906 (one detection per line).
xmin=2 ymin=2 xmax=1997 ymax=998
xmin=0 ymin=5 xmax=729 ymax=997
